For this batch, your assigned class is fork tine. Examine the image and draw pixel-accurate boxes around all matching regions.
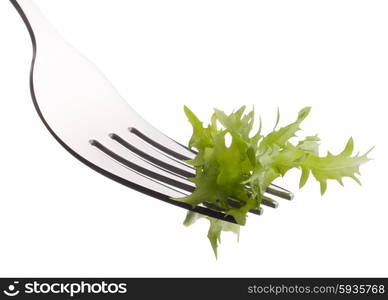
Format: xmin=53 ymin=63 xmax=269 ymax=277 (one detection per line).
xmin=205 ymin=201 xmax=263 ymax=216
xmin=129 ymin=127 xmax=194 ymax=161
xmin=262 ymin=196 xmax=279 ymax=208
xmin=266 ymin=185 xmax=294 ymax=200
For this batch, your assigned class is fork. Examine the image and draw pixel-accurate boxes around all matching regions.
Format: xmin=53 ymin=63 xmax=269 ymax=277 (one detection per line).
xmin=9 ymin=0 xmax=293 ymax=224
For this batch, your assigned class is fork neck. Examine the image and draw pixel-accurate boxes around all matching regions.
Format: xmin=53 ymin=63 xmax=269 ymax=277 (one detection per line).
xmin=10 ymin=0 xmax=57 ymax=44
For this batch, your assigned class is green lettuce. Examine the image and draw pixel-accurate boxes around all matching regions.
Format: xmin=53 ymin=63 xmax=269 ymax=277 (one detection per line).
xmin=174 ymin=106 xmax=372 ymax=258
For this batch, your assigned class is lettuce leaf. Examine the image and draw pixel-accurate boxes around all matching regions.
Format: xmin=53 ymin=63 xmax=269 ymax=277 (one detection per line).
xmin=298 ymin=137 xmax=373 ymax=194
xmin=175 ymin=106 xmax=372 ymax=258
xmin=183 ymin=211 xmax=240 ymax=258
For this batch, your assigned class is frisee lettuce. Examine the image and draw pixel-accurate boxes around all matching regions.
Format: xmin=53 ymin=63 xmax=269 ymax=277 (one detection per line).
xmin=174 ymin=106 xmax=372 ymax=258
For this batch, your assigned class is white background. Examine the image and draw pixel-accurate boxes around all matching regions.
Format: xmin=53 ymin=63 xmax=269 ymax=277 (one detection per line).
xmin=0 ymin=0 xmax=387 ymax=277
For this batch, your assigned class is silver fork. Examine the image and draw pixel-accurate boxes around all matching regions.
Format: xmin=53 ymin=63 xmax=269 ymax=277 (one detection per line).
xmin=10 ymin=0 xmax=293 ymax=224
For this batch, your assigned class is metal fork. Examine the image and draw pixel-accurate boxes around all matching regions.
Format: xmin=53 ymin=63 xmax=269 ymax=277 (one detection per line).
xmin=10 ymin=0 xmax=293 ymax=224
